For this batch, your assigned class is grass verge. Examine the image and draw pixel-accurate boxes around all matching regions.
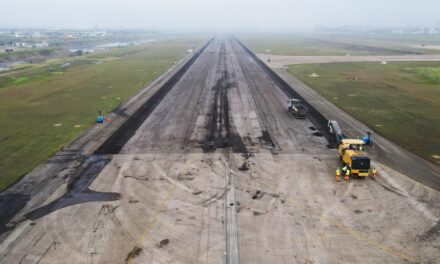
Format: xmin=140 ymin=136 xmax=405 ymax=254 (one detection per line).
xmin=0 ymin=36 xmax=206 ymax=191
xmin=238 ymin=33 xmax=440 ymax=56
xmin=287 ymin=62 xmax=440 ymax=164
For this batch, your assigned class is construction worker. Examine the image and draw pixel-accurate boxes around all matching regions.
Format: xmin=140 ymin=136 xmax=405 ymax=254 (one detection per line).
xmin=344 ymin=168 xmax=350 ymax=181
xmin=372 ymin=167 xmax=377 ymax=178
xmin=336 ymin=168 xmax=341 ymax=181
xmin=342 ymin=165 xmax=348 ymax=175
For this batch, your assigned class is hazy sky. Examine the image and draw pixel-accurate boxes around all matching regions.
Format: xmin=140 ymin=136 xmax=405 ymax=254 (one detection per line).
xmin=2 ymin=0 xmax=440 ymax=29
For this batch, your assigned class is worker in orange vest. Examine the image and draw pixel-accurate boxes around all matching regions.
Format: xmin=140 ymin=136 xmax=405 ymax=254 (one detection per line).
xmin=336 ymin=168 xmax=341 ymax=181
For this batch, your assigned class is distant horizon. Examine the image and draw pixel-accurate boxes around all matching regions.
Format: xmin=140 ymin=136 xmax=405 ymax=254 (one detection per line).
xmin=2 ymin=0 xmax=440 ymax=31
xmin=1 ymin=25 xmax=440 ymax=33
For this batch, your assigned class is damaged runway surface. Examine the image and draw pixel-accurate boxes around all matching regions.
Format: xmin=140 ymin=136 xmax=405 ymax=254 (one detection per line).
xmin=1 ymin=37 xmax=439 ymax=263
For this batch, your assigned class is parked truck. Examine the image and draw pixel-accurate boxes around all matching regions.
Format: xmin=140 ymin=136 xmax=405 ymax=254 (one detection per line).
xmin=327 ymin=120 xmax=344 ymax=145
xmin=287 ymin=99 xmax=308 ymax=119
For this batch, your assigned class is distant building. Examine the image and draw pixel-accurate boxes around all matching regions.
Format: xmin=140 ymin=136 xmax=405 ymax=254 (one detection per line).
xmin=428 ymin=28 xmax=439 ymax=34
xmin=88 ymin=31 xmax=107 ymax=37
xmin=14 ymin=32 xmax=23 ymax=38
xmin=15 ymin=42 xmax=33 ymax=48
xmin=33 ymin=41 xmax=49 ymax=48
xmin=32 ymin=32 xmax=46 ymax=38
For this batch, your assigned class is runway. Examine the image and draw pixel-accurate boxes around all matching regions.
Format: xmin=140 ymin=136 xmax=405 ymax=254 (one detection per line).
xmin=0 ymin=36 xmax=439 ymax=264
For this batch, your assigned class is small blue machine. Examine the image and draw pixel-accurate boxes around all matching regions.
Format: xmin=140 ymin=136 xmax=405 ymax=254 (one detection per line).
xmin=97 ymin=115 xmax=104 ymax=123
xmin=360 ymin=131 xmax=373 ymax=145
xmin=97 ymin=111 xmax=104 ymax=123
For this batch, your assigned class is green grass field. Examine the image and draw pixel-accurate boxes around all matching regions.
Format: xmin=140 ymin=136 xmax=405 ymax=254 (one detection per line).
xmin=238 ymin=33 xmax=440 ymax=56
xmin=0 ymin=36 xmax=206 ymax=191
xmin=288 ymin=62 xmax=440 ymax=164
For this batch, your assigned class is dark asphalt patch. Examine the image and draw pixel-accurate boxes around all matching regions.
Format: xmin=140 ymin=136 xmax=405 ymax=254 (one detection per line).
xmin=203 ymin=42 xmax=248 ymax=155
xmin=313 ymin=131 xmax=323 ymax=137
xmin=0 ymin=193 xmax=30 ymax=235
xmin=259 ymin=130 xmax=276 ymax=148
xmin=235 ymin=38 xmax=332 ymax=146
xmin=25 ymin=156 xmax=120 ymax=221
xmin=96 ymin=39 xmax=213 ymax=154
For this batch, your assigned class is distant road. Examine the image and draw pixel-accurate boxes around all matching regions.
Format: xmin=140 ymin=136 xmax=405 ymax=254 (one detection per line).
xmin=258 ymin=54 xmax=440 ymax=68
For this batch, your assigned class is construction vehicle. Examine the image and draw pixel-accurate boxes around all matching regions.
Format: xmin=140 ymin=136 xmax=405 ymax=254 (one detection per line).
xmin=338 ymin=139 xmax=371 ymax=177
xmin=287 ymin=99 xmax=308 ymax=119
xmin=329 ymin=120 xmax=372 ymax=178
xmin=327 ymin=120 xmax=344 ymax=145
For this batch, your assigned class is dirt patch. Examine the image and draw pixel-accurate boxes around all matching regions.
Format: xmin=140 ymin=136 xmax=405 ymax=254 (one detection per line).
xmin=258 ymin=130 xmax=276 ymax=147
xmin=177 ymin=172 xmax=195 ymax=181
xmin=350 ymin=194 xmax=358 ymax=200
xmin=252 ymin=190 xmax=264 ymax=200
xmin=128 ymin=198 xmax=139 ymax=204
xmin=239 ymin=162 xmax=249 ymax=171
xmin=312 ymin=132 xmax=323 ymax=137
xmin=243 ymin=136 xmax=256 ymax=146
xmin=158 ymin=238 xmax=170 ymax=248
xmin=354 ymin=210 xmax=363 ymax=214
xmin=125 ymin=246 xmax=142 ymax=262
xmin=236 ymin=205 xmax=246 ymax=213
